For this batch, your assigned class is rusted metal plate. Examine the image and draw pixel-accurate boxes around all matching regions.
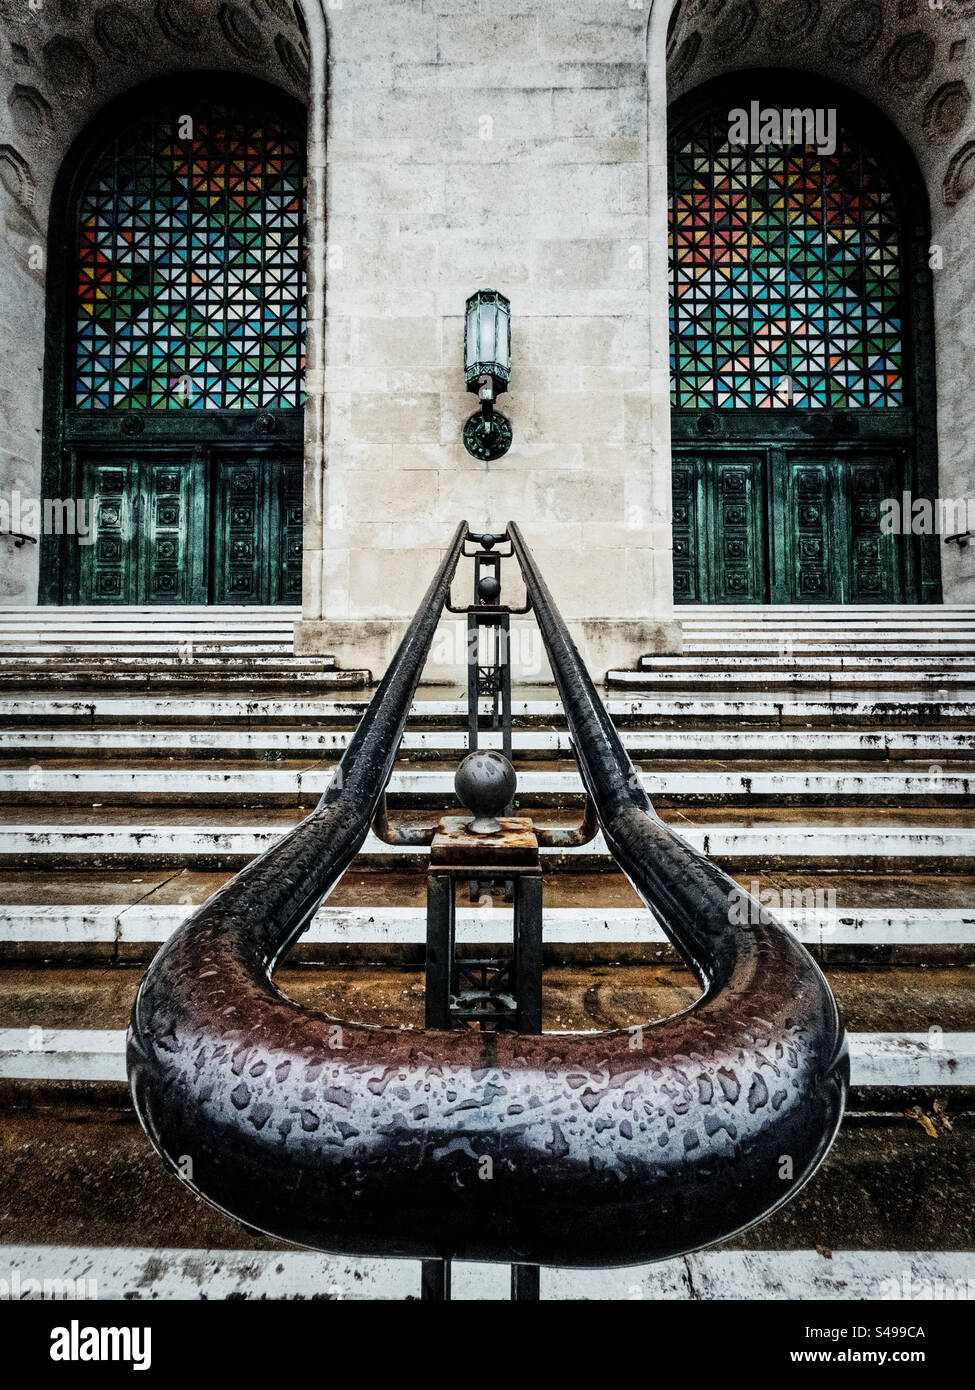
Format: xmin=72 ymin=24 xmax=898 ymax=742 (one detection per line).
xmin=430 ymin=815 xmax=539 ymax=867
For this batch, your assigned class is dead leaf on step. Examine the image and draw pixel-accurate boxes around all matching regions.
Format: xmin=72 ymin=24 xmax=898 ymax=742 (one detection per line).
xmin=932 ymin=1099 xmax=954 ymax=1133
xmin=905 ymin=1106 xmax=939 ymax=1138
xmin=815 ymin=1244 xmax=832 ymax=1259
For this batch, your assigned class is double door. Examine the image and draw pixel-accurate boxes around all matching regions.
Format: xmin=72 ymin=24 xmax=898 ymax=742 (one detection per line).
xmin=672 ymin=444 xmax=916 ymax=605
xmin=78 ymin=449 xmax=302 ymax=605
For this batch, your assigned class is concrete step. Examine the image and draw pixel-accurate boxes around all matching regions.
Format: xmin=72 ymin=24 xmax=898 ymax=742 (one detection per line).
xmin=0 ymin=643 xmax=302 ymax=657
xmin=0 ymin=656 xmax=334 ymax=669
xmin=609 ymin=670 xmax=975 ymax=689
xmin=678 ymin=605 xmax=975 ymax=616
xmin=679 ymin=624 xmax=975 ymax=633
xmin=0 ymin=812 xmax=970 ymax=868
xmin=682 ymin=642 xmax=975 ymax=654
xmin=3 ymin=696 xmax=974 ymax=726
xmin=0 ymin=1245 xmax=968 ymax=1301
xmin=0 ymin=764 xmax=971 ymax=805
xmin=3 ymin=728 xmax=973 ymax=759
xmin=2 ymin=1025 xmax=970 ymax=1087
xmin=4 ymin=957 xmax=973 ymax=1033
xmin=3 ymin=902 xmax=973 ymax=949
xmin=641 ymin=655 xmax=975 ymax=670
xmin=1 ymin=1102 xmax=970 ymax=1272
xmin=0 ymin=668 xmax=369 ymax=691
xmin=1 ymin=866 xmax=970 ymax=965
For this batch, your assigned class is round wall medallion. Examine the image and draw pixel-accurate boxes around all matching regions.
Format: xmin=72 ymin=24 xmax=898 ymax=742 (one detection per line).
xmin=826 ymin=1 xmax=883 ymax=61
xmin=121 ymin=415 xmax=145 ymax=437
xmin=8 ymin=87 xmax=54 ymax=143
xmin=924 ymin=82 xmax=971 ymax=143
xmin=767 ymin=0 xmax=821 ymax=46
xmin=463 ymin=411 xmax=512 ymax=462
xmin=710 ymin=0 xmax=758 ymax=54
xmin=885 ymin=32 xmax=936 ymax=92
xmin=669 ymin=32 xmax=701 ymax=84
xmin=219 ymin=3 xmax=265 ymax=59
xmin=42 ymin=37 xmax=94 ymax=92
xmin=944 ymin=140 xmax=975 ymax=206
xmin=94 ymin=4 xmax=149 ymax=63
xmin=155 ymin=0 xmax=206 ymax=49
xmin=275 ymin=33 xmax=310 ymax=88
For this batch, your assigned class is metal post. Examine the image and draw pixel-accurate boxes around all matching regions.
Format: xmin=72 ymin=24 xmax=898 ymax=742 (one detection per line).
xmin=425 ymin=872 xmax=455 ymax=1030
xmin=514 ymin=873 xmax=543 ymax=1034
xmin=466 ymin=607 xmax=479 ymax=757
xmin=499 ymin=614 xmax=513 ymax=766
xmin=421 ymin=1259 xmax=452 ymax=1300
xmin=511 ymin=1264 xmax=540 ymax=1300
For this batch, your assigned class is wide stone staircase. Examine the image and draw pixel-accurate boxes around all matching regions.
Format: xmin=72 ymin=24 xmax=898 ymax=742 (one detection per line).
xmin=0 ymin=606 xmax=368 ymax=690
xmin=0 ymin=605 xmax=973 ymax=1299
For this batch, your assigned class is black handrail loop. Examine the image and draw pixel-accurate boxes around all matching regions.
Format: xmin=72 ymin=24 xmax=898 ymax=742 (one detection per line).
xmin=128 ymin=522 xmax=848 ymax=1268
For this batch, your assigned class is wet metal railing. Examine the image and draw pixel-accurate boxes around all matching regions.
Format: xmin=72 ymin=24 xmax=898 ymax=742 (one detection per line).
xmin=128 ymin=522 xmax=848 ymax=1268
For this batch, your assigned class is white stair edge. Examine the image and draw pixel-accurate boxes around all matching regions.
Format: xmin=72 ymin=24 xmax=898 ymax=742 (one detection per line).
xmin=0 ymin=606 xmax=301 ymax=615
xmin=1 ymin=769 xmax=971 ymax=797
xmin=608 ymin=671 xmax=975 ymax=686
xmin=641 ymin=655 xmax=975 ymax=668
xmin=0 ymin=657 xmax=335 ymax=668
xmin=0 ymin=644 xmax=300 ymax=655
xmin=1 ymin=1245 xmax=970 ymax=1301
xmin=1 ymin=1029 xmax=971 ymax=1085
xmin=0 ymin=1245 xmax=970 ymax=1301
xmin=3 ymin=729 xmax=973 ymax=755
xmin=682 ymin=644 xmax=975 ymax=653
xmin=2 ymin=904 xmax=973 ymax=946
xmin=0 ymin=817 xmax=968 ymax=861
xmin=0 ymin=824 xmax=973 ymax=859
xmin=679 ymin=605 xmax=975 ymax=613
xmin=2 ymin=698 xmax=974 ymax=719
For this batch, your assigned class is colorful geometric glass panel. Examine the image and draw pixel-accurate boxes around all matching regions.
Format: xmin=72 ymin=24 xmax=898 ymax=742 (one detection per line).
xmin=669 ymin=109 xmax=905 ymax=409
xmin=74 ymin=104 xmax=305 ymax=410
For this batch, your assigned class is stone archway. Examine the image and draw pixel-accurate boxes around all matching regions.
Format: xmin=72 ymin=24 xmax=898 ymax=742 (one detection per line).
xmin=0 ymin=0 xmax=326 ymax=605
xmin=656 ymin=0 xmax=975 ymax=604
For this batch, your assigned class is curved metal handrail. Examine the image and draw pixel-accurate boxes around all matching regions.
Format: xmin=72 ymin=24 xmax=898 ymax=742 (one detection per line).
xmin=128 ymin=522 xmax=847 ymax=1268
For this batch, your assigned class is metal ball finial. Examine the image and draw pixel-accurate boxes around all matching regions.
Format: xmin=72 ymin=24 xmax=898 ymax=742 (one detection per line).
xmin=454 ymin=750 xmax=516 ymax=835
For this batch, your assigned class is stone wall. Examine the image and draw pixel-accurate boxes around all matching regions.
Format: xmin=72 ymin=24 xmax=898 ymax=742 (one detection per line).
xmin=294 ymin=0 xmax=679 ymax=680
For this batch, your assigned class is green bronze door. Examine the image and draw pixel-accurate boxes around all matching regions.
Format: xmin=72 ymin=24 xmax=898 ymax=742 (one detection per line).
xmin=77 ymin=441 xmax=302 ymax=606
xmin=212 ymin=454 xmax=303 ymax=606
xmin=672 ymin=429 xmax=913 ymax=605
xmin=79 ymin=454 xmax=206 ymax=605
xmin=668 ymin=78 xmax=940 ymax=605
xmin=777 ymin=450 xmax=905 ymax=604
xmin=41 ymin=83 xmax=306 ymax=606
xmin=672 ymin=452 xmax=768 ymax=603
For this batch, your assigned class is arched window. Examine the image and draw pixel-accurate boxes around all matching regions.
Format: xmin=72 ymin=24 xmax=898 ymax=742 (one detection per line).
xmin=42 ymin=78 xmax=306 ymax=605
xmin=75 ymin=105 xmax=304 ymax=412
xmin=668 ymin=77 xmax=939 ymax=605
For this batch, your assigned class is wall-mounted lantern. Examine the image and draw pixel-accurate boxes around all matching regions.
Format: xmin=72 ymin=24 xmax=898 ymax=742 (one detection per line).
xmin=463 ymin=288 xmax=512 ymax=461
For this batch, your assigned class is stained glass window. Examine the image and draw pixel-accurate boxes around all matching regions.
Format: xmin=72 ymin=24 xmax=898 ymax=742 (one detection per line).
xmin=74 ymin=103 xmax=305 ymax=410
xmin=669 ymin=109 xmax=905 ymax=410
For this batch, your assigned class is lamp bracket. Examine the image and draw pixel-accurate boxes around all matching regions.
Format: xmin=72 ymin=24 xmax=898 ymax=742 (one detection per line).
xmin=463 ymin=409 xmax=512 ymax=462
